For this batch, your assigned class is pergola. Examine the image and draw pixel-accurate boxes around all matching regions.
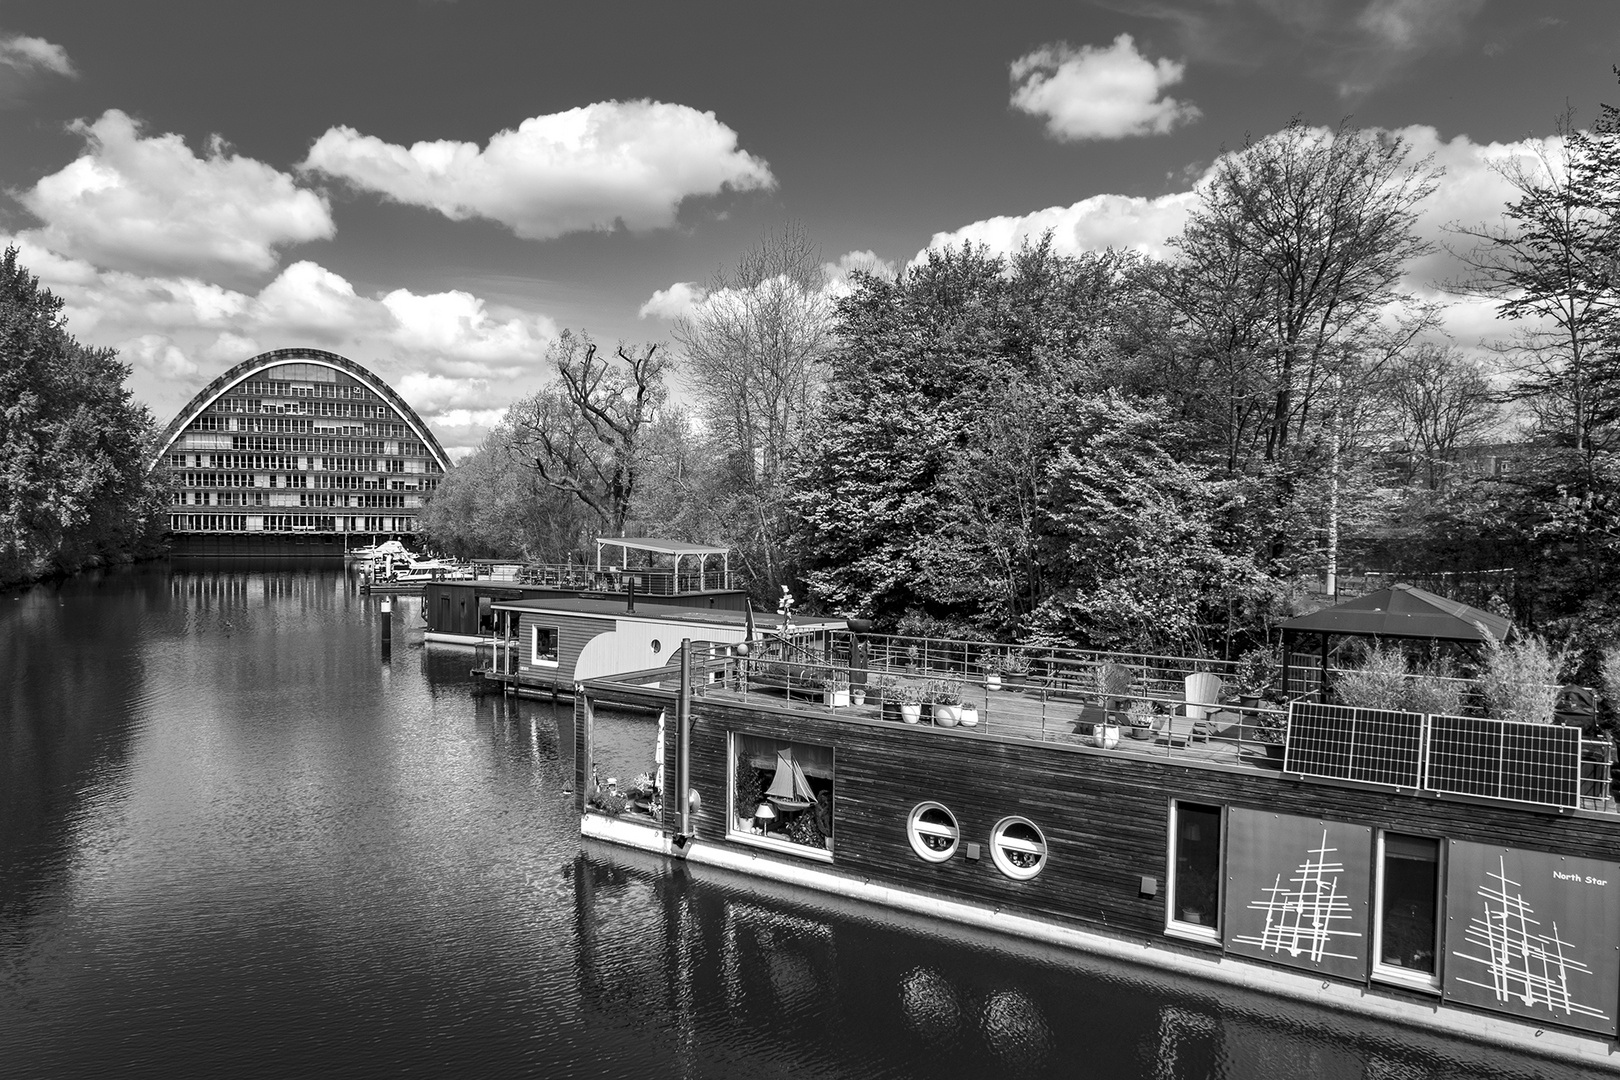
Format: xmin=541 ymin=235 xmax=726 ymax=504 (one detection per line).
xmin=594 ymin=537 xmax=729 ymax=582
xmin=1277 ymin=583 xmax=1513 ymax=700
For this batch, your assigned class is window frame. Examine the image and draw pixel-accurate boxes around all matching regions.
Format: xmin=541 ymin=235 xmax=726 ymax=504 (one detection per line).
xmin=906 ymin=802 xmax=960 ymax=863
xmin=530 ymin=624 xmax=560 ymax=667
xmin=1371 ymin=830 xmax=1444 ymax=993
xmin=726 ymin=732 xmax=834 ymax=864
xmin=1164 ymin=800 xmax=1224 ymax=944
xmin=988 ymin=816 xmax=1047 ymax=880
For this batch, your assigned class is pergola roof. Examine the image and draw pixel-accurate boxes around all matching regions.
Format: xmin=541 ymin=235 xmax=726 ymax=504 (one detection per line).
xmin=1278 ymin=583 xmax=1512 ymax=644
xmin=596 ymin=537 xmax=729 ymax=557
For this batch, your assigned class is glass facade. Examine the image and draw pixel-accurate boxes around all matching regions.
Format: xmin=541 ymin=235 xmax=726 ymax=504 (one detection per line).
xmin=154 ymin=352 xmax=449 ymax=536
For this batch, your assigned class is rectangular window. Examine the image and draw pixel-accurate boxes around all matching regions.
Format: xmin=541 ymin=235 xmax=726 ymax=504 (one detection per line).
xmin=1167 ymin=802 xmax=1222 ymax=942
xmin=530 ymin=625 xmax=559 ymax=667
xmin=1373 ymin=832 xmax=1442 ymax=990
xmin=729 ymin=733 xmax=834 ymax=861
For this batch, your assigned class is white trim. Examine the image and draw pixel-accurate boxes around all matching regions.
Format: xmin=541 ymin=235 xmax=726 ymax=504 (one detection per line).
xmin=580 ymin=816 xmax=1620 ymax=1072
xmin=988 ymin=815 xmax=1046 ymax=880
xmin=1165 ymin=800 xmax=1223 ymax=943
xmin=1371 ymin=830 xmax=1443 ymax=993
xmin=907 ymin=802 xmax=959 ymax=863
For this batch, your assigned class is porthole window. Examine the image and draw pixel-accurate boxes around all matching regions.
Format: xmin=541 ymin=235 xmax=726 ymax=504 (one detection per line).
xmin=907 ymin=802 xmax=960 ymax=863
xmin=650 ymin=639 xmax=662 ymax=654
xmin=989 ymin=816 xmax=1046 ymax=880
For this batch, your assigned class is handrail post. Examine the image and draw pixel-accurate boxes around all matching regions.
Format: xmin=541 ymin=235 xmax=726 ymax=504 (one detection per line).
xmin=678 ymin=639 xmax=692 ymax=837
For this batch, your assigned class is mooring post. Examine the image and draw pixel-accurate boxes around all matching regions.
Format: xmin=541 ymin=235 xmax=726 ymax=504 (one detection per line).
xmin=678 ymin=639 xmax=692 ymax=837
xmin=380 ymin=597 xmax=392 ymax=658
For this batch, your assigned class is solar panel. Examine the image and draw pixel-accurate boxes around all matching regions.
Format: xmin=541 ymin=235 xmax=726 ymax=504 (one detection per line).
xmin=1284 ymin=703 xmax=1424 ymax=788
xmin=1426 ymin=714 xmax=1580 ymax=809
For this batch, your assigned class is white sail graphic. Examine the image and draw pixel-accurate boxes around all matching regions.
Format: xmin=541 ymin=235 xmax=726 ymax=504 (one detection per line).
xmin=1234 ymin=830 xmax=1363 ymax=962
xmin=1451 ymin=856 xmax=1606 ymax=1021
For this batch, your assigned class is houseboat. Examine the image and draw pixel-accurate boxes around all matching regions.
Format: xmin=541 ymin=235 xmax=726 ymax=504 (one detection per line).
xmin=460 ymin=537 xmax=845 ymax=697
xmin=563 ymin=609 xmax=1620 ymax=1071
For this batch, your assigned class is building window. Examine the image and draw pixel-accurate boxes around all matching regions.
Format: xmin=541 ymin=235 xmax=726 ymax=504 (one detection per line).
xmin=907 ymin=802 xmax=960 ymax=863
xmin=531 ymin=625 xmax=559 ymax=667
xmin=1168 ymin=802 xmax=1222 ymax=940
xmin=1373 ymin=832 xmax=1442 ymax=990
xmin=989 ymin=816 xmax=1046 ymax=880
xmin=729 ymin=734 xmax=834 ymax=860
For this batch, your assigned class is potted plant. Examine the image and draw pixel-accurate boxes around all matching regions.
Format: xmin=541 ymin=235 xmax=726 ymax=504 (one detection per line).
xmin=824 ymin=671 xmax=850 ymax=709
xmin=1126 ymin=698 xmax=1158 ymax=740
xmin=982 ymin=652 xmax=1007 ymax=691
xmin=896 ymin=681 xmax=924 ymax=725
xmin=930 ymin=677 xmax=964 ymax=728
xmin=1096 ymin=662 xmax=1133 ymax=725
xmin=868 ymin=674 xmax=899 ymax=721
xmin=1000 ymin=651 xmax=1031 ymax=688
xmin=850 ymin=678 xmax=868 ymax=707
xmin=1231 ymin=646 xmax=1280 ymax=710
xmin=1252 ymin=704 xmax=1288 ymax=763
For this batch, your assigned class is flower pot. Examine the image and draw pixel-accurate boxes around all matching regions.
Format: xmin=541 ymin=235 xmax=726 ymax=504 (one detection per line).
xmin=900 ymin=703 xmax=922 ymax=725
xmin=934 ymin=704 xmax=962 ymax=727
xmin=1092 ymin=722 xmax=1120 ymax=750
xmin=1128 ymin=720 xmax=1156 ymax=740
xmin=881 ymin=701 xmax=901 ymax=722
xmin=985 ymin=674 xmax=1002 ymax=691
xmin=1239 ymin=693 xmax=1261 ymax=710
xmin=959 ymin=704 xmax=979 ymax=728
xmin=851 ymin=688 xmax=867 ymax=706
xmin=826 ymin=688 xmax=850 ymax=708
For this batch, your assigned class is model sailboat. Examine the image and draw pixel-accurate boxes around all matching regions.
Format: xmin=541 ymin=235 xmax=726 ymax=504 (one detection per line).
xmin=764 ymin=748 xmax=815 ymax=810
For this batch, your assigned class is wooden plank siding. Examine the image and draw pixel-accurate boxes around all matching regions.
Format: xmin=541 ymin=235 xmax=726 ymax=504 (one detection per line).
xmin=513 ymin=611 xmax=614 ymax=687
xmin=616 ymin=690 xmax=1620 ymax=964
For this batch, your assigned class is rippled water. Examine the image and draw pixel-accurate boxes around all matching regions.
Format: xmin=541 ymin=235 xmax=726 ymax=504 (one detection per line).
xmin=0 ymin=565 xmax=1595 ymax=1078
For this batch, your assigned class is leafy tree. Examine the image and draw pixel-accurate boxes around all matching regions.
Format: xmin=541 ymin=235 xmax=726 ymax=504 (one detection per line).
xmin=0 ymin=246 xmax=165 ymax=584
xmin=417 ymin=429 xmax=594 ymax=560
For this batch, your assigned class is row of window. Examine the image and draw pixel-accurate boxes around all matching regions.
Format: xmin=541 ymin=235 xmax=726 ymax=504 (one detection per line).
xmin=170 ymin=453 xmax=440 ymax=477
xmin=906 ymin=802 xmax=1047 ymax=880
xmin=1168 ymin=802 xmax=1441 ymax=990
xmin=213 ymin=435 xmax=426 ymax=457
xmin=233 ymin=379 xmax=374 ymax=400
xmin=195 ymin=413 xmax=418 ymax=444
xmin=168 ymin=514 xmax=417 ymax=533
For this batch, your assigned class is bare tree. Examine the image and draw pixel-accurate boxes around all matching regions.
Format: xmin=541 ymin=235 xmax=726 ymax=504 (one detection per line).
xmin=1385 ymin=344 xmax=1501 ymax=489
xmin=507 ymin=330 xmax=671 ymax=537
xmin=672 ymin=223 xmax=834 ymax=592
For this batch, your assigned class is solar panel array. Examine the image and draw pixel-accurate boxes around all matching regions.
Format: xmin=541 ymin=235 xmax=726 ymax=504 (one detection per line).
xmin=1285 ymin=703 xmax=1424 ymax=788
xmin=1426 ymin=713 xmax=1582 ymax=809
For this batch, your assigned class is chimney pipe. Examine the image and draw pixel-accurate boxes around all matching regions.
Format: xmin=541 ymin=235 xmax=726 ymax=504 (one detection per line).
xmin=627 ymin=575 xmax=636 ymax=613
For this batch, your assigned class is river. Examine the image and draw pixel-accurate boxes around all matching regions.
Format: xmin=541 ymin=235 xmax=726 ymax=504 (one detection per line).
xmin=0 ymin=564 xmax=1592 ymax=1078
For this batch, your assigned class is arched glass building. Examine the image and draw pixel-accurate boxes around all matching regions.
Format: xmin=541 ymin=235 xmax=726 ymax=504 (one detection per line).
xmin=153 ymin=349 xmax=451 ymax=548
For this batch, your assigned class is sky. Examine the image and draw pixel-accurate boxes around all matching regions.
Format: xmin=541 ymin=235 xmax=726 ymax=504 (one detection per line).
xmin=1 ymin=0 xmax=1618 ymax=458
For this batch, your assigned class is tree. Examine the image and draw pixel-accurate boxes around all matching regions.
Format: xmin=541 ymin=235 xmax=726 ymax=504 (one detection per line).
xmin=506 ymin=330 xmax=671 ymax=537
xmin=1450 ymin=112 xmax=1620 ymax=454
xmin=1163 ymin=120 xmax=1441 ymax=571
xmin=417 ymin=429 xmax=595 ymax=560
xmin=672 ymin=223 xmax=834 ymax=594
xmin=1385 ymin=344 xmax=1501 ymax=489
xmin=0 ymin=246 xmax=166 ymax=584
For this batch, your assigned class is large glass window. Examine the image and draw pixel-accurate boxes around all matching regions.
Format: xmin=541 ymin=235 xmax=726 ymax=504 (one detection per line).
xmin=1169 ymin=802 xmax=1222 ymax=938
xmin=1374 ymin=832 xmax=1441 ymax=989
xmin=730 ymin=734 xmax=834 ymax=859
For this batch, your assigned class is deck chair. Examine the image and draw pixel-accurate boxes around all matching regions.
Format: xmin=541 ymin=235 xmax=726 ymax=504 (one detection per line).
xmin=1157 ymin=673 xmax=1221 ymax=747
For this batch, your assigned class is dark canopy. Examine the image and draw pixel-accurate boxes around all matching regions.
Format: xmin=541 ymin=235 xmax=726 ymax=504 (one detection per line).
xmin=1279 ymin=583 xmax=1511 ymax=644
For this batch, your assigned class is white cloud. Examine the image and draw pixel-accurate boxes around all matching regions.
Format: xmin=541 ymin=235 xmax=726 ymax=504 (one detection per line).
xmin=395 ymin=372 xmax=497 ymax=415
xmin=919 ymin=190 xmax=1201 ymax=267
xmin=1010 ymin=35 xmax=1200 ymax=142
xmin=638 ymin=281 xmax=706 ymax=321
xmin=119 ymin=334 xmax=199 ymax=381
xmin=19 ymin=110 xmax=334 ymax=276
xmin=302 ymin=100 xmax=775 ymax=240
xmin=0 ymin=32 xmax=75 ymax=77
xmin=381 ymin=288 xmax=555 ymax=369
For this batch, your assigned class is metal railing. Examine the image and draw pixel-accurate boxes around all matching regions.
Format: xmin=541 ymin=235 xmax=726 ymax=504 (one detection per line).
xmin=514 ymin=564 xmax=736 ymax=594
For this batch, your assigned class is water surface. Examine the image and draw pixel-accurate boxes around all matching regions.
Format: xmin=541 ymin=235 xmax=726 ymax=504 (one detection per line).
xmin=0 ymin=565 xmax=1593 ymax=1078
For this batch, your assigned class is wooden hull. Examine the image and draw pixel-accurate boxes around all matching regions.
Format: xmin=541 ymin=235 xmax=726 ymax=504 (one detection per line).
xmin=573 ymin=681 xmax=1620 ymax=1066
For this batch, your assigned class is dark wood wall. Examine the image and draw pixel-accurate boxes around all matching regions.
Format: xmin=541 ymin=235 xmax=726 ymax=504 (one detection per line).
xmin=651 ymin=693 xmax=1620 ymax=953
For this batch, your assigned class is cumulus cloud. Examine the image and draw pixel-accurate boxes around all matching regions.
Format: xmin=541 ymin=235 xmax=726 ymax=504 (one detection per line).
xmin=0 ymin=32 xmax=76 ymax=104
xmin=302 ymin=100 xmax=775 ymax=240
xmin=119 ymin=334 xmax=200 ymax=381
xmin=638 ymin=281 xmax=706 ymax=321
xmin=19 ymin=110 xmax=334 ymax=276
xmin=1010 ymin=35 xmax=1199 ymax=142
xmin=920 ymin=189 xmax=1201 ymax=266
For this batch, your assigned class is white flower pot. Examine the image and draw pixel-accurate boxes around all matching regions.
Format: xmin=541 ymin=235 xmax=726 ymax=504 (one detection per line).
xmin=959 ymin=705 xmax=979 ymax=727
xmin=900 ymin=703 xmax=922 ymax=725
xmin=985 ymin=674 xmax=1002 ymax=691
xmin=826 ymin=688 xmax=849 ymax=708
xmin=935 ymin=704 xmax=962 ymax=727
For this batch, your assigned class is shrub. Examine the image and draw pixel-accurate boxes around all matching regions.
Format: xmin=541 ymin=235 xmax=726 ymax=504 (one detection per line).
xmin=1476 ymin=633 xmax=1567 ymax=725
xmin=1404 ymin=658 xmax=1465 ymax=716
xmin=1095 ymin=662 xmax=1133 ymax=699
xmin=1334 ymin=645 xmax=1408 ymax=710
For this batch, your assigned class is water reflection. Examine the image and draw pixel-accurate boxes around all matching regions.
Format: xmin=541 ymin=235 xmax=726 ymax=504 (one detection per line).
xmin=0 ymin=565 xmax=1601 ymax=1079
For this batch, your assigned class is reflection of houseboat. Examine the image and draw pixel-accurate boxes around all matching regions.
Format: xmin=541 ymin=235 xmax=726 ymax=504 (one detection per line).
xmin=566 ymin=597 xmax=1620 ymax=1069
xmin=457 ymin=537 xmax=844 ymax=697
